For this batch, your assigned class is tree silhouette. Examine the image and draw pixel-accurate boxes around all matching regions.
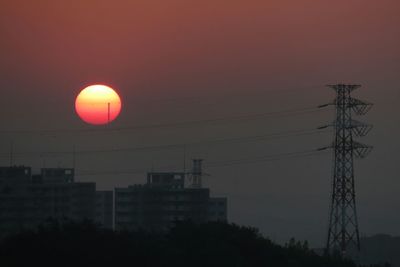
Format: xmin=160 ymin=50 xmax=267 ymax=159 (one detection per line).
xmin=0 ymin=220 xmax=385 ymax=267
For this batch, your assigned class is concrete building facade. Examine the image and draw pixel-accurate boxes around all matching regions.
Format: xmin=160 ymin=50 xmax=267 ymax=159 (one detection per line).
xmin=115 ymin=171 xmax=227 ymax=231
xmin=208 ymin=197 xmax=228 ymax=222
xmin=0 ymin=166 xmax=104 ymax=236
xmin=0 ymin=162 xmax=227 ymax=235
xmin=95 ymin=190 xmax=114 ymax=229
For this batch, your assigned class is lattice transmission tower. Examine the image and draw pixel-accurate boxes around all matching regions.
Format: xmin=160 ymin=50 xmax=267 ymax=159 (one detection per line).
xmin=319 ymin=84 xmax=373 ymax=256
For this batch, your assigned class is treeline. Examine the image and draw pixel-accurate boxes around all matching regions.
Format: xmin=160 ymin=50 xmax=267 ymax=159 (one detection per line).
xmin=0 ymin=220 xmax=388 ymax=267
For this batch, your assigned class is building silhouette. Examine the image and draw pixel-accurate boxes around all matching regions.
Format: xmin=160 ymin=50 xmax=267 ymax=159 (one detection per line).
xmin=115 ymin=162 xmax=227 ymax=231
xmin=0 ymin=161 xmax=227 ymax=235
xmin=95 ymin=190 xmax=114 ymax=229
xmin=0 ymin=166 xmax=111 ymax=236
xmin=208 ymin=197 xmax=228 ymax=222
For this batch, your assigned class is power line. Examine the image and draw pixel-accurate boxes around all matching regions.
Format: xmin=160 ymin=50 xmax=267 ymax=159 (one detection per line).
xmin=75 ymin=149 xmax=329 ymax=177
xmin=207 ymin=149 xmax=329 ymax=168
xmin=0 ymin=128 xmax=331 ymax=158
xmin=0 ymin=106 xmax=331 ymax=136
xmin=141 ymin=84 xmax=324 ymax=104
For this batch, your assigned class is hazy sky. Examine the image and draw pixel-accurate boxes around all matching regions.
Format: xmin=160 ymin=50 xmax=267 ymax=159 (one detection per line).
xmin=0 ymin=0 xmax=399 ymax=246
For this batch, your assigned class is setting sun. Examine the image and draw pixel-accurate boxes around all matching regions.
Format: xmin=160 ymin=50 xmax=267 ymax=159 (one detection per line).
xmin=75 ymin=84 xmax=122 ymax=125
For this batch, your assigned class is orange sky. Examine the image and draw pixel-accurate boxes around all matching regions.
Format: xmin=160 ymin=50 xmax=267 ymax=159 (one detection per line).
xmin=0 ymin=0 xmax=400 ymax=246
xmin=1 ymin=0 xmax=399 ymax=98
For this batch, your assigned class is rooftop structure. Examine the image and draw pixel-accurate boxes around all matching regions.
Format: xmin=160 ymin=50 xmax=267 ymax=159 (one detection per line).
xmin=115 ymin=161 xmax=227 ymax=231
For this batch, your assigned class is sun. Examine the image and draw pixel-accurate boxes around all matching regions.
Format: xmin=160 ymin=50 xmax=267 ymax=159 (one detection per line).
xmin=75 ymin=84 xmax=122 ymax=125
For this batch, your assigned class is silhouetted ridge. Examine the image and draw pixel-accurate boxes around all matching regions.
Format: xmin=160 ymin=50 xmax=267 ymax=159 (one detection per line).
xmin=0 ymin=220 xmax=383 ymax=267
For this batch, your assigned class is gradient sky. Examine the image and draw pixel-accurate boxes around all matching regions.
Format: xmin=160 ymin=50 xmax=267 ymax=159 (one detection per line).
xmin=0 ymin=0 xmax=399 ymax=247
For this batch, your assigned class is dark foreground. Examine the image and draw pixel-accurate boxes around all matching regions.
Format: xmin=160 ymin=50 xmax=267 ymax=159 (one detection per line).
xmin=0 ymin=221 xmax=388 ymax=267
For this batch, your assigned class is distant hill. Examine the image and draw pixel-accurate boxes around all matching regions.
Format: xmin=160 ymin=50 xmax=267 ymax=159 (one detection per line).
xmin=358 ymin=234 xmax=400 ymax=267
xmin=315 ymin=234 xmax=400 ymax=266
xmin=0 ymin=220 xmax=366 ymax=267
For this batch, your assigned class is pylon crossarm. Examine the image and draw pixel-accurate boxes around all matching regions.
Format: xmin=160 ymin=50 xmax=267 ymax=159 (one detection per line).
xmin=349 ymin=98 xmax=373 ymax=115
xmin=327 ymin=84 xmax=361 ymax=92
xmin=330 ymin=120 xmax=372 ymax=136
xmin=348 ymin=120 xmax=373 ymax=137
xmin=353 ymin=142 xmax=373 ymax=158
xmin=351 ymin=124 xmax=373 ymax=137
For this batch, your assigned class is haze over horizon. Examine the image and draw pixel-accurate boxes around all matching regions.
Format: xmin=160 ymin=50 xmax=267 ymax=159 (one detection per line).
xmin=1 ymin=0 xmax=399 ymax=247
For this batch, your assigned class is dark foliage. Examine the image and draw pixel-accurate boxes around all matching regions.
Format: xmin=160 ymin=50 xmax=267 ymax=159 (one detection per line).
xmin=0 ymin=220 xmax=380 ymax=267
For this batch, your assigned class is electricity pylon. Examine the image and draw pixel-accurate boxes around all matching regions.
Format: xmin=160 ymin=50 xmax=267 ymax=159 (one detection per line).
xmin=319 ymin=84 xmax=373 ymax=256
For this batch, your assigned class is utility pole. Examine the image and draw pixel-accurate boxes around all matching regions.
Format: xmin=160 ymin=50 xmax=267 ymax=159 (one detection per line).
xmin=72 ymin=145 xmax=76 ymax=170
xmin=9 ymin=141 xmax=14 ymax=166
xmin=107 ymin=102 xmax=111 ymax=123
xmin=319 ymin=84 xmax=373 ymax=256
xmin=183 ymin=144 xmax=187 ymax=174
xmin=191 ymin=159 xmax=203 ymax=188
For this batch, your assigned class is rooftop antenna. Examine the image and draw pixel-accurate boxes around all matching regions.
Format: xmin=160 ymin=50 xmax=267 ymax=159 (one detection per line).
xmin=191 ymin=159 xmax=203 ymax=188
xmin=41 ymin=153 xmax=46 ymax=168
xmin=9 ymin=141 xmax=14 ymax=166
xmin=183 ymin=144 xmax=187 ymax=174
xmin=107 ymin=102 xmax=111 ymax=123
xmin=72 ymin=145 xmax=76 ymax=170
